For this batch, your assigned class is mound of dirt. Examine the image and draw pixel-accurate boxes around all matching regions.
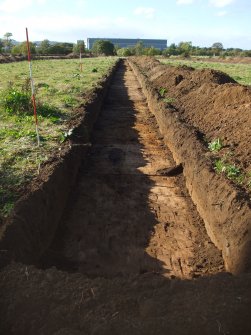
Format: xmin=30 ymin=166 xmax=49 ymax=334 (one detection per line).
xmin=133 ymin=56 xmax=251 ymax=177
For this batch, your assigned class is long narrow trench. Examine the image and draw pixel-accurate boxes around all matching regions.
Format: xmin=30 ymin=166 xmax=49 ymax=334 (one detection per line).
xmin=40 ymin=61 xmax=224 ymax=279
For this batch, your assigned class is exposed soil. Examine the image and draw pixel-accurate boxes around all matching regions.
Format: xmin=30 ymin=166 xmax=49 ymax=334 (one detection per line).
xmin=38 ymin=63 xmax=223 ymax=279
xmin=0 ymin=60 xmax=251 ymax=334
xmin=129 ymin=57 xmax=251 ymax=274
xmin=134 ymin=57 xmax=251 ymax=176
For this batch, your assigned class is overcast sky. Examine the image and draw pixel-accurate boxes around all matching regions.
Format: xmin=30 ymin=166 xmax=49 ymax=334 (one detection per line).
xmin=0 ymin=0 xmax=250 ymax=49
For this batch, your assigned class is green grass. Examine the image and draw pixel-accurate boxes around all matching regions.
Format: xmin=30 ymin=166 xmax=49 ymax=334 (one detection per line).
xmin=159 ymin=58 xmax=251 ymax=86
xmin=0 ymin=57 xmax=118 ymax=217
xmin=211 ymin=146 xmax=249 ymax=189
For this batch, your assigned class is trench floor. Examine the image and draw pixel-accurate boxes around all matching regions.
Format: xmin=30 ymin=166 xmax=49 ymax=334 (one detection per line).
xmin=41 ymin=61 xmax=223 ymax=279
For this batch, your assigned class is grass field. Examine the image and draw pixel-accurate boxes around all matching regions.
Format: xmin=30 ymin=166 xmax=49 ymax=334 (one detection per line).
xmin=159 ymin=58 xmax=251 ymax=86
xmin=0 ymin=57 xmax=117 ymax=217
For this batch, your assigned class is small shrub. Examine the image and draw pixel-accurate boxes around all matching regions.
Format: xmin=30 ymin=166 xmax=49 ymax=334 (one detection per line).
xmin=159 ymin=87 xmax=167 ymax=97
xmin=225 ymin=164 xmax=240 ymax=179
xmin=208 ymin=138 xmax=223 ymax=152
xmin=1 ymin=86 xmax=32 ymax=115
xmin=214 ymin=158 xmax=226 ymax=174
xmin=214 ymin=158 xmax=242 ymax=183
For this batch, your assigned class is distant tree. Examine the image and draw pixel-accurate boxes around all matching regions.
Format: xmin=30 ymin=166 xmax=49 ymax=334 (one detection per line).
xmin=92 ymin=40 xmax=115 ymax=56
xmin=146 ymin=47 xmax=161 ymax=56
xmin=114 ymin=44 xmax=121 ymax=54
xmin=3 ymin=32 xmax=13 ymax=52
xmin=211 ymin=42 xmax=224 ymax=56
xmin=212 ymin=42 xmax=223 ymax=50
xmin=162 ymin=43 xmax=179 ymax=56
xmin=73 ymin=40 xmax=86 ymax=54
xmin=0 ymin=38 xmax=4 ymax=52
xmin=116 ymin=47 xmax=133 ymax=57
xmin=178 ymin=41 xmax=192 ymax=57
xmin=133 ymin=41 xmax=145 ymax=56
xmin=241 ymin=50 xmax=251 ymax=57
xmin=48 ymin=42 xmax=74 ymax=55
xmin=37 ymin=39 xmax=51 ymax=54
xmin=11 ymin=41 xmax=36 ymax=56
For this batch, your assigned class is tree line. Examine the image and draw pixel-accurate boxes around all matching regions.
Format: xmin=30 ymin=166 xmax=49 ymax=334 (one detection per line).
xmin=1 ymin=33 xmax=251 ymax=58
xmin=0 ymin=33 xmax=85 ymax=56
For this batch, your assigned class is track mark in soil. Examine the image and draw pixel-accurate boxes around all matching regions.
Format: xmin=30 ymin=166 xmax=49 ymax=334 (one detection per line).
xmin=40 ymin=62 xmax=224 ymax=279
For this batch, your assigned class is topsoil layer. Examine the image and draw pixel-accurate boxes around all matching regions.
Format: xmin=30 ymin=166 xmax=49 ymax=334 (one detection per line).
xmin=0 ymin=60 xmax=251 ymax=334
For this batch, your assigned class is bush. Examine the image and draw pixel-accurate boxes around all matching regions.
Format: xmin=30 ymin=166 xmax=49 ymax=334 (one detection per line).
xmin=1 ymin=86 xmax=32 ymax=115
xmin=92 ymin=40 xmax=115 ymax=56
xmin=0 ymin=81 xmax=61 ymax=118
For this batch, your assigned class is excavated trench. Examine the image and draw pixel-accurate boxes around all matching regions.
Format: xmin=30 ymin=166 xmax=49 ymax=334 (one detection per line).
xmin=2 ymin=60 xmax=251 ymax=335
xmin=39 ymin=61 xmax=223 ymax=279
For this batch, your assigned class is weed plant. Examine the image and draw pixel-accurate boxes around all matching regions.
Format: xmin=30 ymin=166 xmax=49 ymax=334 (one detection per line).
xmin=159 ymin=87 xmax=167 ymax=97
xmin=208 ymin=138 xmax=223 ymax=152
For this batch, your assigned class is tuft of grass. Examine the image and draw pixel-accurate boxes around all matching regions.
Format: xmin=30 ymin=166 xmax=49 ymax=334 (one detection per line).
xmin=208 ymin=138 xmax=223 ymax=152
xmin=159 ymin=87 xmax=167 ymax=97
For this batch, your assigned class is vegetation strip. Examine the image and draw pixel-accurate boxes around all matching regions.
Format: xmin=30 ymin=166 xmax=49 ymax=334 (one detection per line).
xmin=0 ymin=58 xmax=118 ymax=230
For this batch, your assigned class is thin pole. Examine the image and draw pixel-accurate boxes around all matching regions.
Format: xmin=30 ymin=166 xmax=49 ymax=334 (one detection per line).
xmin=26 ymin=27 xmax=40 ymax=146
xmin=80 ymin=46 xmax=83 ymax=72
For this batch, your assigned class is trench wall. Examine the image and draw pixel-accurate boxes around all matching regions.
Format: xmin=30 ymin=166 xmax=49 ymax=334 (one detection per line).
xmin=128 ymin=59 xmax=251 ymax=274
xmin=0 ymin=59 xmax=121 ymax=266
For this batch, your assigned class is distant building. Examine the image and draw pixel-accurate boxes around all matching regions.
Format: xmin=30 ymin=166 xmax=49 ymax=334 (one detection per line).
xmin=87 ymin=38 xmax=167 ymax=50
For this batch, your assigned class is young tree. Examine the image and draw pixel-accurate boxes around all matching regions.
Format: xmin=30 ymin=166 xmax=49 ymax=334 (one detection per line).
xmin=48 ymin=43 xmax=73 ymax=55
xmin=0 ymin=39 xmax=4 ymax=52
xmin=37 ymin=39 xmax=51 ymax=54
xmin=3 ymin=32 xmax=13 ymax=52
xmin=146 ymin=47 xmax=161 ymax=56
xmin=133 ymin=41 xmax=145 ymax=56
xmin=92 ymin=40 xmax=115 ymax=56
xmin=163 ymin=43 xmax=179 ymax=56
xmin=11 ymin=41 xmax=36 ymax=56
xmin=116 ymin=47 xmax=133 ymax=57
xmin=178 ymin=41 xmax=192 ymax=57
xmin=211 ymin=42 xmax=223 ymax=56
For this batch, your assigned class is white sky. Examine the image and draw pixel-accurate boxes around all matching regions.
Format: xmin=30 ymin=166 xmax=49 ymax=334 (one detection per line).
xmin=0 ymin=0 xmax=250 ymax=49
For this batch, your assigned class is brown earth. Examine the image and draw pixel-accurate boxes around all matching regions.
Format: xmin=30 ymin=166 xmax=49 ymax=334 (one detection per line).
xmin=0 ymin=59 xmax=251 ymax=334
xmin=133 ymin=56 xmax=251 ymax=176
xmin=128 ymin=57 xmax=251 ymax=274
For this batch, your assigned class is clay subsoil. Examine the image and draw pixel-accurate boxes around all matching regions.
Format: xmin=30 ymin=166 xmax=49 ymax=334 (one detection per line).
xmin=0 ymin=60 xmax=251 ymax=334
